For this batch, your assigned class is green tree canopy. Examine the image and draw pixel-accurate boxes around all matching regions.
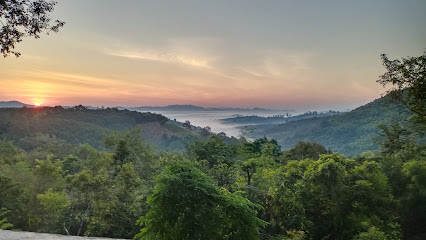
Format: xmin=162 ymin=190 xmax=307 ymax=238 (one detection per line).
xmin=281 ymin=141 xmax=330 ymax=162
xmin=136 ymin=161 xmax=266 ymax=240
xmin=187 ymin=135 xmax=236 ymax=166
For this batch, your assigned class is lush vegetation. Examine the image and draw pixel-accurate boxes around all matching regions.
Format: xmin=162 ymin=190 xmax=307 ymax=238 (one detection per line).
xmin=251 ymin=95 xmax=415 ymax=156
xmin=0 ymin=53 xmax=424 ymax=239
xmin=0 ymin=105 xmax=212 ymax=152
xmin=250 ymin=49 xmax=425 ymax=157
xmin=0 ymin=120 xmax=424 ymax=239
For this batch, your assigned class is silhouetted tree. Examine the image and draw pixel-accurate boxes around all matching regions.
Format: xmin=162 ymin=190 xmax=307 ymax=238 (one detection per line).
xmin=200 ymin=126 xmax=212 ymax=137
xmin=0 ymin=0 xmax=65 ymax=57
xmin=182 ymin=120 xmax=191 ymax=130
xmin=377 ymin=52 xmax=426 ymax=117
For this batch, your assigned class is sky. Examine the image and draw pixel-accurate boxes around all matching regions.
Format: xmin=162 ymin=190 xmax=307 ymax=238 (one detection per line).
xmin=1 ymin=0 xmax=425 ymax=110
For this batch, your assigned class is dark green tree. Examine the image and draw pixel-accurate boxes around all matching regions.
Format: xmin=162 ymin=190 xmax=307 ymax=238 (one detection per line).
xmin=136 ymin=161 xmax=266 ymax=240
xmin=377 ymin=52 xmax=426 ymax=117
xmin=265 ymin=159 xmax=312 ymax=235
xmin=375 ymin=122 xmax=415 ymax=156
xmin=281 ymin=141 xmax=330 ymax=162
xmin=66 ymin=168 xmax=111 ymax=236
xmin=0 ymin=208 xmax=13 ymax=230
xmin=182 ymin=120 xmax=192 ymax=130
xmin=104 ymin=126 xmax=158 ymax=181
xmin=400 ymin=160 xmax=426 ymax=240
xmin=353 ymin=227 xmax=387 ymax=240
xmin=187 ymin=135 xmax=236 ymax=166
xmin=266 ymin=154 xmax=398 ymax=240
xmin=86 ymin=163 xmax=144 ymax=238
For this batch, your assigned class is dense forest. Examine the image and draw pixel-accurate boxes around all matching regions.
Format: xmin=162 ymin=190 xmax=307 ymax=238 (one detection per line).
xmin=249 ymin=95 xmax=416 ymax=156
xmin=0 ymin=53 xmax=425 ymax=240
xmin=0 ymin=103 xmax=425 ymax=239
xmin=0 ymin=105 xmax=231 ymax=153
xmin=1 ymin=0 xmax=425 ymax=239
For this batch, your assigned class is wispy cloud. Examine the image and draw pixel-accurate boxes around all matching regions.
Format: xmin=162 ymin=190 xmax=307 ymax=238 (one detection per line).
xmin=17 ymin=71 xmax=118 ymax=89
xmin=106 ymin=49 xmax=212 ymax=69
xmin=102 ymin=38 xmax=219 ymax=69
xmin=237 ymin=51 xmax=313 ymax=80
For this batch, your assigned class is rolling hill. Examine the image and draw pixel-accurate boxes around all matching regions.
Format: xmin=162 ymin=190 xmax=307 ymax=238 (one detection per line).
xmin=0 ymin=106 xmax=200 ymax=152
xmin=250 ymin=95 xmax=413 ymax=156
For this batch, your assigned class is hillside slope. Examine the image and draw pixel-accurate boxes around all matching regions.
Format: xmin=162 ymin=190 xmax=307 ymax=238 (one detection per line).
xmin=0 ymin=106 xmax=197 ymax=152
xmin=251 ymin=96 xmax=412 ymax=156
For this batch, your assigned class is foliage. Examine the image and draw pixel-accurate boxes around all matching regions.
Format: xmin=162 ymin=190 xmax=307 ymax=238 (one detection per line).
xmin=37 ymin=189 xmax=69 ymax=233
xmin=252 ymin=94 xmax=413 ymax=156
xmin=187 ymin=135 xmax=237 ymax=166
xmin=0 ymin=78 xmax=424 ymax=240
xmin=240 ymin=137 xmax=281 ymax=158
xmin=136 ymin=161 xmax=266 ymax=240
xmin=400 ymin=160 xmax=426 ymax=240
xmin=265 ymin=159 xmax=312 ymax=234
xmin=281 ymin=141 xmax=330 ymax=162
xmin=104 ymin=126 xmax=157 ymax=177
xmin=85 ymin=163 xmax=144 ymax=238
xmin=353 ymin=227 xmax=387 ymax=240
xmin=182 ymin=120 xmax=192 ymax=130
xmin=377 ymin=52 xmax=426 ymax=117
xmin=0 ymin=107 xmax=190 ymax=152
xmin=66 ymin=168 xmax=110 ymax=236
xmin=0 ymin=0 xmax=65 ymax=57
xmin=375 ymin=122 xmax=415 ymax=156
xmin=266 ymin=154 xmax=398 ymax=239
xmin=34 ymin=155 xmax=65 ymax=193
xmin=0 ymin=208 xmax=13 ymax=230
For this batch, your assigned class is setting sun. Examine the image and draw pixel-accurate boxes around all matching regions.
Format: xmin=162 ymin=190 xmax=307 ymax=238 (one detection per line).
xmin=34 ymin=102 xmax=41 ymax=106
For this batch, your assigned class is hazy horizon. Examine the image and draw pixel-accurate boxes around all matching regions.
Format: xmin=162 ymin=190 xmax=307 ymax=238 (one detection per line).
xmin=1 ymin=98 xmax=357 ymax=112
xmin=1 ymin=0 xmax=425 ymax=110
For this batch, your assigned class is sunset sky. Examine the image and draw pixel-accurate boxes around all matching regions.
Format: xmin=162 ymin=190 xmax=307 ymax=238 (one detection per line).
xmin=1 ymin=0 xmax=425 ymax=110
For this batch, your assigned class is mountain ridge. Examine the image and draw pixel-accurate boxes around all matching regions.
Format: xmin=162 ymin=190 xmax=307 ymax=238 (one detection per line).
xmin=0 ymin=101 xmax=33 ymax=108
xmin=129 ymin=104 xmax=275 ymax=112
xmin=0 ymin=101 xmax=284 ymax=112
xmin=250 ymin=95 xmax=414 ymax=156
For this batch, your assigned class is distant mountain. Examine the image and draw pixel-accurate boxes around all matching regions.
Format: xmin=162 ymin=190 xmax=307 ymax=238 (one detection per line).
xmin=250 ymin=95 xmax=414 ymax=156
xmin=130 ymin=104 xmax=205 ymax=111
xmin=129 ymin=104 xmax=273 ymax=112
xmin=221 ymin=111 xmax=342 ymax=125
xmin=0 ymin=101 xmax=33 ymax=108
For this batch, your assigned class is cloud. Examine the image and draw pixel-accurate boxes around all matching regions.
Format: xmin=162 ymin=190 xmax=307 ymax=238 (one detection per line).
xmin=238 ymin=51 xmax=313 ymax=79
xmin=102 ymin=38 xmax=219 ymax=69
xmin=17 ymin=71 xmax=119 ymax=89
xmin=106 ymin=49 xmax=212 ymax=69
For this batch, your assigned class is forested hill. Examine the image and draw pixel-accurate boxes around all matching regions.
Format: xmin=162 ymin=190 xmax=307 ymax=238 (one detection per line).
xmin=220 ymin=110 xmax=342 ymax=125
xmin=0 ymin=106 xmax=199 ymax=152
xmin=251 ymin=95 xmax=413 ymax=156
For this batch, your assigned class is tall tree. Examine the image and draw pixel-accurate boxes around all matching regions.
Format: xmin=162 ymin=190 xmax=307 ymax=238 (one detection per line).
xmin=136 ymin=161 xmax=266 ymax=240
xmin=377 ymin=52 xmax=426 ymax=117
xmin=281 ymin=141 xmax=330 ymax=162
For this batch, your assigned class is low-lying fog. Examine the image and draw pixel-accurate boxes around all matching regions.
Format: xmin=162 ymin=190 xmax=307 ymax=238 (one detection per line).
xmin=138 ymin=110 xmax=304 ymax=137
